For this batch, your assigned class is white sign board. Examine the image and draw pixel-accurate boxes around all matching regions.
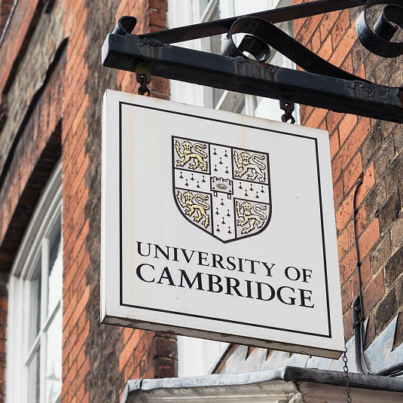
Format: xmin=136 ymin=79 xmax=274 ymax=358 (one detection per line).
xmin=101 ymin=90 xmax=344 ymax=359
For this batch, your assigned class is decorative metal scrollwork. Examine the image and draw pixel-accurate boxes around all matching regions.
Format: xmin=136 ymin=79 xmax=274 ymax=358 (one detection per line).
xmin=356 ymin=0 xmax=403 ymax=58
xmin=104 ymin=4 xmax=403 ymax=123
xmin=112 ymin=16 xmax=137 ymax=36
xmin=221 ymin=17 xmax=367 ymax=82
xmin=221 ymin=18 xmax=272 ymax=62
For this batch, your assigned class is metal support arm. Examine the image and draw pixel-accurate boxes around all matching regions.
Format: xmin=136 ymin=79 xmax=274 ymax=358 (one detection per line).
xmin=103 ymin=34 xmax=403 ymax=123
xmin=138 ymin=0 xmax=366 ymax=44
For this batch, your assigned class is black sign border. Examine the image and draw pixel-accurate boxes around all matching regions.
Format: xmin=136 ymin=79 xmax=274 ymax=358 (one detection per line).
xmin=118 ymin=101 xmax=332 ymax=339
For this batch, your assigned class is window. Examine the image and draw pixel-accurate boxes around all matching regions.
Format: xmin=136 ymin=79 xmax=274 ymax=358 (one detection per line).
xmin=168 ymin=0 xmax=297 ymax=376
xmin=7 ymin=163 xmax=62 ymax=403
xmin=169 ymin=0 xmax=297 ymax=121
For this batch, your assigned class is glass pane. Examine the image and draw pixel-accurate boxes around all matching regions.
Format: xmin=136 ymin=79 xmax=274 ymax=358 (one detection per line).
xmin=199 ymin=0 xmax=210 ymax=13
xmin=234 ymin=0 xmax=270 ymax=15
xmin=209 ymin=4 xmax=220 ymax=54
xmin=45 ymin=309 xmax=62 ymax=403
xmin=47 ymin=228 xmax=62 ymax=315
xmin=216 ymin=91 xmax=245 ymax=113
xmin=208 ymin=5 xmax=225 ymax=106
xmin=28 ymin=347 xmax=40 ymax=403
xmin=29 ymin=259 xmax=42 ymax=347
xmin=255 ymin=97 xmax=284 ymax=121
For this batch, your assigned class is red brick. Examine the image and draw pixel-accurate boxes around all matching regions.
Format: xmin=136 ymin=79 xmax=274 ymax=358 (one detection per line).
xmin=71 ymin=359 xmax=90 ymax=397
xmin=311 ymin=29 xmax=321 ymax=53
xmin=318 ymin=35 xmax=332 ymax=61
xmin=80 ymin=392 xmax=90 ymax=403
xmin=336 ymin=191 xmax=354 ymax=233
xmin=327 ymin=111 xmax=343 ymax=135
xmin=333 ymin=178 xmax=344 ymax=209
xmin=319 ymin=10 xmax=340 ymax=42
xmin=344 ymin=209 xmax=366 ymax=250
xmin=338 ymin=228 xmax=349 ymax=261
xmin=355 ymin=205 xmax=368 ymax=238
xmin=340 ymin=245 xmax=359 ymax=284
xmin=341 ymin=54 xmax=353 ymax=74
xmin=358 ymin=218 xmax=380 ymax=260
xmin=70 ymin=321 xmax=90 ymax=363
xmin=332 ymin=118 xmax=371 ymax=183
xmin=339 ymin=114 xmax=358 ymax=145
xmin=343 ymin=152 xmax=363 ymax=195
xmin=63 ymin=325 xmax=78 ymax=358
xmin=119 ymin=330 xmax=141 ymax=371
xmin=332 ymin=9 xmax=350 ymax=48
xmin=305 ymin=108 xmax=327 ymax=129
xmin=336 ymin=163 xmax=374 ymax=232
xmin=330 ymin=131 xmax=340 ymax=160
xmin=63 ymin=360 xmax=78 ymax=392
xmin=356 ymin=62 xmax=366 ymax=80
xmin=351 ymin=256 xmax=371 ymax=296
xmin=0 ymin=0 xmax=40 ymax=96
xmin=296 ymin=14 xmax=323 ymax=46
xmin=124 ymin=328 xmax=135 ymax=345
xmin=149 ymin=9 xmax=167 ymax=28
xmin=356 ymin=162 xmax=376 ymax=206
xmin=341 ymin=279 xmax=353 ymax=313
xmin=71 ymin=286 xmax=90 ymax=326
xmin=363 ymin=269 xmax=385 ymax=314
xmin=343 ymin=308 xmax=353 ymax=339
xmin=329 ymin=24 xmax=357 ymax=67
xmin=63 ymin=293 xmax=78 ymax=330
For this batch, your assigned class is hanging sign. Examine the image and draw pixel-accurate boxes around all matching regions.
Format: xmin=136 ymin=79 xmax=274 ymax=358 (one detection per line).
xmin=101 ymin=90 xmax=344 ymax=358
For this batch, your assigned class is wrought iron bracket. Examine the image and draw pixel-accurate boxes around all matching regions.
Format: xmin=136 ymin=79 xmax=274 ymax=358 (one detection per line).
xmin=102 ymin=0 xmax=403 ymax=123
xmin=136 ymin=0 xmax=368 ymax=45
xmin=103 ymin=34 xmax=403 ymax=123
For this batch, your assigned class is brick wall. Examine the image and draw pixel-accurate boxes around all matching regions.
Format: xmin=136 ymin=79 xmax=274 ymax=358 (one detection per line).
xmin=0 ymin=2 xmax=66 ymax=401
xmin=0 ymin=0 xmax=175 ymax=402
xmin=60 ymin=0 xmax=175 ymax=402
xmin=293 ymin=0 xmax=403 ymax=349
xmin=0 ymin=0 xmax=13 ymax=35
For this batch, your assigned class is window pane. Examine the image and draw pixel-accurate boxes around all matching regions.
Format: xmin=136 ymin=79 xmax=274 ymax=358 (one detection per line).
xmin=47 ymin=227 xmax=62 ymax=314
xmin=255 ymin=97 xmax=284 ymax=121
xmin=45 ymin=309 xmax=62 ymax=403
xmin=234 ymin=0 xmax=270 ymax=15
xmin=28 ymin=348 xmax=40 ymax=403
xmin=208 ymin=4 xmax=225 ymax=106
xmin=29 ymin=260 xmax=42 ymax=347
xmin=199 ymin=0 xmax=210 ymax=13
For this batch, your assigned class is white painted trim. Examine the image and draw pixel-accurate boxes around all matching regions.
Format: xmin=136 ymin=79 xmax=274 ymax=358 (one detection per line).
xmin=200 ymin=0 xmax=219 ymax=22
xmin=12 ymin=161 xmax=62 ymax=278
xmin=122 ymin=369 xmax=403 ymax=403
xmin=6 ymin=161 xmax=62 ymax=403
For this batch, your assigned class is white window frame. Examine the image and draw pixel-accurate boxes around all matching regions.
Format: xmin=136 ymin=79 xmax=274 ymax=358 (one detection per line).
xmin=169 ymin=0 xmax=298 ymax=121
xmin=6 ymin=162 xmax=62 ymax=403
xmin=168 ymin=0 xmax=299 ymax=377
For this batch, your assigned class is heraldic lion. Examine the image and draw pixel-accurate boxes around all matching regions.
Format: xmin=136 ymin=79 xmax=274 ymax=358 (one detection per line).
xmin=175 ymin=140 xmax=208 ymax=171
xmin=177 ymin=191 xmax=210 ymax=228
xmin=236 ymin=201 xmax=268 ymax=234
xmin=234 ymin=151 xmax=266 ymax=182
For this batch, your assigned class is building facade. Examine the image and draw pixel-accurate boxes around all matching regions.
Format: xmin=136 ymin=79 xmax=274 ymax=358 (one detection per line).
xmin=0 ymin=0 xmax=402 ymax=402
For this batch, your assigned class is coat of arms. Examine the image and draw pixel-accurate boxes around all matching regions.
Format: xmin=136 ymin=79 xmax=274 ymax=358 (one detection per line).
xmin=173 ymin=136 xmax=271 ymax=243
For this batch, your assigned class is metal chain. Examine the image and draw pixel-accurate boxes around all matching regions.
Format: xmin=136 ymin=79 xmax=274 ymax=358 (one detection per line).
xmin=343 ymin=351 xmax=352 ymax=403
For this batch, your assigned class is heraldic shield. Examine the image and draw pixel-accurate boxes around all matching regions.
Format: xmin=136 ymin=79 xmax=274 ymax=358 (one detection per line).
xmin=173 ymin=136 xmax=272 ymax=243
